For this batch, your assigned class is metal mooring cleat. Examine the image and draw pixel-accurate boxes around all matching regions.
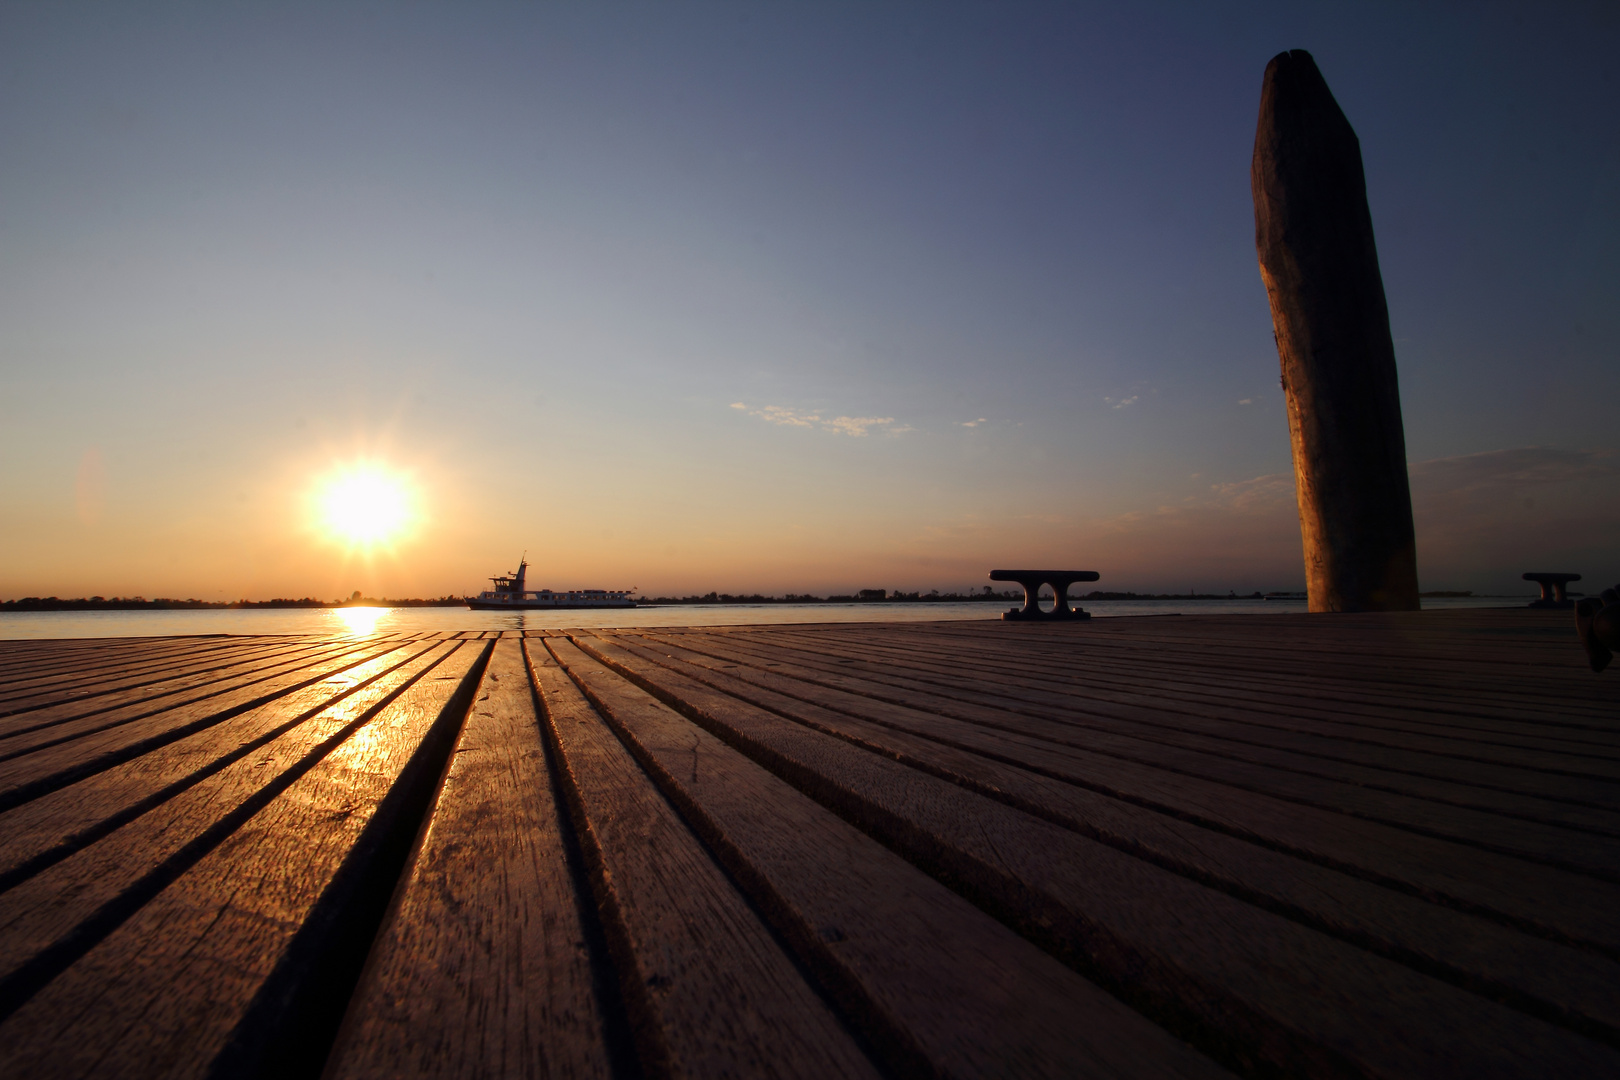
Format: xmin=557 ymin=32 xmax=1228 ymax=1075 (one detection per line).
xmin=990 ymin=570 xmax=1100 ymax=621
xmin=1524 ymin=572 xmax=1581 ymax=609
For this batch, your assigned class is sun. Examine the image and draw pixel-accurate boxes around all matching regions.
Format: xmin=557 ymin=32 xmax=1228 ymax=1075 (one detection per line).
xmin=315 ymin=463 xmax=415 ymax=548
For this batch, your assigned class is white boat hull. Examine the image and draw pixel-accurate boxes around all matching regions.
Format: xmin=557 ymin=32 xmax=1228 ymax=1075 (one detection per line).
xmin=465 ymin=597 xmax=635 ymax=610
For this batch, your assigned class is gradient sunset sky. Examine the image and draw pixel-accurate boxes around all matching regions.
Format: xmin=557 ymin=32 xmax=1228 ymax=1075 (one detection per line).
xmin=2 ymin=2 xmax=1616 ymax=601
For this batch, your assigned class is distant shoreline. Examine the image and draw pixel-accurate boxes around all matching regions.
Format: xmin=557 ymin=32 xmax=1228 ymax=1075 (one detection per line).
xmin=635 ymin=589 xmax=1502 ymax=604
xmin=2 ymin=589 xmax=1499 ymax=612
xmin=0 ymin=597 xmax=465 ymax=611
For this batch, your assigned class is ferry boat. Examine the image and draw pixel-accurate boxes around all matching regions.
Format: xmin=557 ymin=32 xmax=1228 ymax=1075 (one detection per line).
xmin=465 ymin=557 xmax=636 ymax=610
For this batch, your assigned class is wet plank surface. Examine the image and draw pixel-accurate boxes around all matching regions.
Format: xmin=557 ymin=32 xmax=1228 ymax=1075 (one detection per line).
xmin=0 ymin=608 xmax=1614 ymax=1079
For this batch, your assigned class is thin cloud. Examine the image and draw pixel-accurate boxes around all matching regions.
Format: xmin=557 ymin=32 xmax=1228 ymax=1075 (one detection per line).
xmin=1207 ymin=472 xmax=1296 ymax=511
xmin=731 ymin=402 xmax=908 ymax=437
xmin=732 ymin=403 xmax=819 ymax=428
xmin=1408 ymin=446 xmax=1619 ymax=494
xmin=961 ymin=417 xmax=988 ymax=427
xmin=1406 ymin=447 xmax=1620 ymax=584
xmin=1083 ymin=447 xmax=1620 ymax=590
xmin=1105 ymin=395 xmax=1139 ymax=410
xmin=886 ymin=449 xmax=1617 ymax=592
xmin=1238 ymin=398 xmax=1254 ymax=405
xmin=821 ymin=415 xmax=898 ymax=437
xmin=1078 ymin=471 xmax=1302 ymax=582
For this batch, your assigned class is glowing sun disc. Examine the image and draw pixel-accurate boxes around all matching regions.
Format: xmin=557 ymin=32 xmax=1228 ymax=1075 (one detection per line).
xmin=317 ymin=464 xmax=414 ymax=547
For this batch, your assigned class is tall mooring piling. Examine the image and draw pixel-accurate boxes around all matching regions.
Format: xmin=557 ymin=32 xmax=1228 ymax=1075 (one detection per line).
xmin=1252 ymin=49 xmax=1420 ymax=613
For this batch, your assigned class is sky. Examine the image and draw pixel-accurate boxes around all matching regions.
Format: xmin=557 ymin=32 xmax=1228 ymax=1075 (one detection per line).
xmin=1 ymin=1 xmax=1616 ymax=601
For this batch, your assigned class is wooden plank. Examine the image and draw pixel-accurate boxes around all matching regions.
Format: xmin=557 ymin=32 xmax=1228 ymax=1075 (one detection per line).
xmin=704 ymin=627 xmax=1620 ymax=838
xmin=0 ymin=640 xmax=489 ymax=1080
xmin=0 ymin=646 xmax=287 ymax=718
xmin=0 ymin=639 xmax=419 ymax=812
xmin=661 ymin=632 xmax=1620 ymax=877
xmin=0 ymin=637 xmax=313 ymax=710
xmin=884 ymin=612 xmax=1617 ymax=716
xmin=630 ymin=630 xmax=1620 ymax=957
xmin=683 ymin=626 xmax=1620 ymax=802
xmin=772 ymin=623 xmax=1620 ymax=743
xmin=567 ymin=633 xmax=1620 ymax=1078
xmin=0 ymin=641 xmax=462 ymax=989
xmin=0 ymin=634 xmax=285 ymax=677
xmin=0 ymin=637 xmax=235 ymax=685
xmin=0 ymin=637 xmax=369 ymax=739
xmin=975 ymin=624 xmax=1616 ymax=719
xmin=551 ymin=635 xmax=1228 ymax=1078
xmin=528 ymin=638 xmax=882 ymax=1080
xmin=922 ymin=640 xmax=1620 ymax=741
xmin=744 ymin=628 xmax=1620 ymax=766
xmin=960 ymin=628 xmax=1620 ymax=717
xmin=0 ymin=639 xmax=446 ymax=889
xmin=0 ymin=612 xmax=1610 ymax=1078
xmin=594 ymin=632 xmax=1620 ymax=1043
xmin=801 ymin=664 xmax=1620 ymax=817
xmin=677 ymin=632 xmax=1620 ymax=766
xmin=710 ymin=626 xmax=1586 ymax=765
xmin=325 ymin=638 xmax=614 ymax=1080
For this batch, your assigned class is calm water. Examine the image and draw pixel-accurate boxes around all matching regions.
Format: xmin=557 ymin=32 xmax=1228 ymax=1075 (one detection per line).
xmin=0 ymin=596 xmax=1526 ymax=639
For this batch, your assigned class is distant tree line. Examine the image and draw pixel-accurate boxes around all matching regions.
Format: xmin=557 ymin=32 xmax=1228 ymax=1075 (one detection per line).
xmin=633 ymin=588 xmax=1336 ymax=605
xmin=636 ymin=588 xmax=1025 ymax=605
xmin=1 ymin=589 xmax=1476 ymax=612
xmin=0 ymin=596 xmax=466 ymax=611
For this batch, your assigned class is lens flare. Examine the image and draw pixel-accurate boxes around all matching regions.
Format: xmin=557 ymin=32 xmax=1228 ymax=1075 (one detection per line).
xmin=316 ymin=464 xmax=414 ymax=548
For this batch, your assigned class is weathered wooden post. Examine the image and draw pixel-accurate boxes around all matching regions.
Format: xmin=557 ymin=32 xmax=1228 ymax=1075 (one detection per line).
xmin=1251 ymin=49 xmax=1420 ymax=612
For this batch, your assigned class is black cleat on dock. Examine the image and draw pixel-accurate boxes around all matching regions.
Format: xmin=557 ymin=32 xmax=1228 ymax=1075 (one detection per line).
xmin=1524 ymin=571 xmax=1581 ymax=609
xmin=990 ymin=569 xmax=1100 ymax=621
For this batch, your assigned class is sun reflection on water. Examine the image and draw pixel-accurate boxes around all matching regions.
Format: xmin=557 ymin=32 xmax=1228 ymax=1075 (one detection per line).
xmin=329 ymin=606 xmax=390 ymax=636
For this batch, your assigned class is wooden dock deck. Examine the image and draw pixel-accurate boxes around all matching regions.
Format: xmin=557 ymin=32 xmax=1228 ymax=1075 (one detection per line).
xmin=0 ymin=608 xmax=1616 ymax=1078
